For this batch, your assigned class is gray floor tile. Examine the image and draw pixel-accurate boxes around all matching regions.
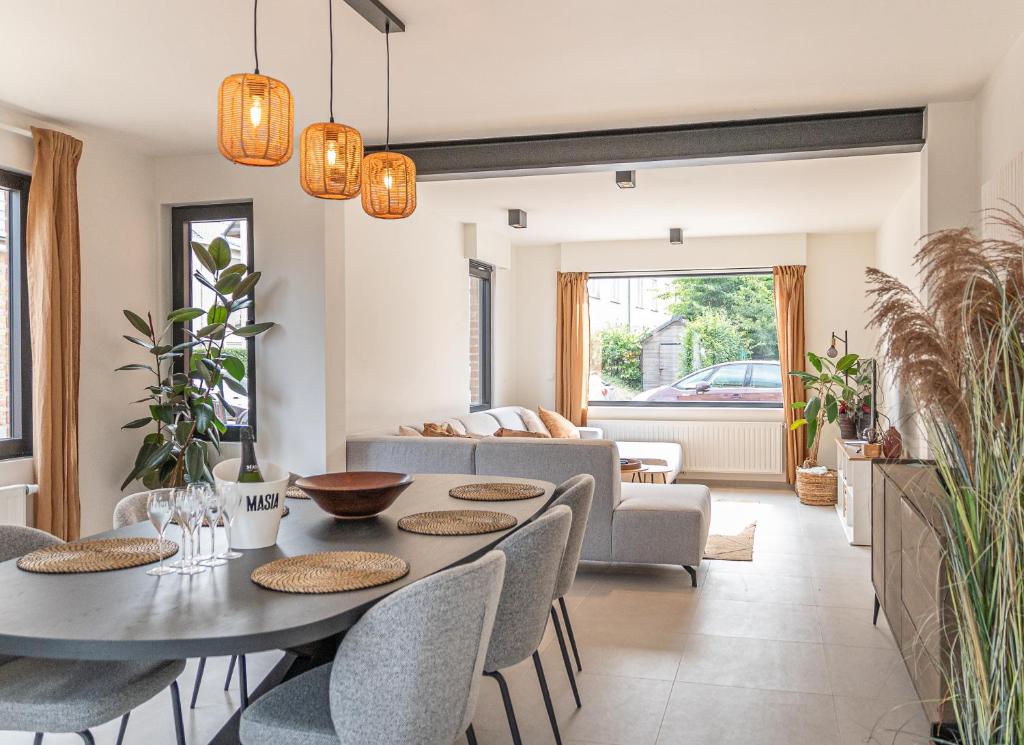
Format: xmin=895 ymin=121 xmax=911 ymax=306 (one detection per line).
xmin=675 ymin=634 xmax=832 ymax=694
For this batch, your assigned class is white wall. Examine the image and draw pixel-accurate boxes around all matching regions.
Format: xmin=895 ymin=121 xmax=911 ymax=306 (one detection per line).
xmin=0 ymin=111 xmax=160 ymax=536
xmin=976 ymin=30 xmax=1024 ymax=189
xmin=560 ymin=234 xmax=807 ymax=273
xmin=154 ymin=155 xmax=330 ymax=480
xmin=514 ymin=244 xmax=560 ymax=410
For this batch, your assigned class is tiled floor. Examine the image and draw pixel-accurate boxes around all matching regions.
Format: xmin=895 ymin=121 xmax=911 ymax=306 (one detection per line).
xmin=0 ymin=486 xmax=931 ymax=745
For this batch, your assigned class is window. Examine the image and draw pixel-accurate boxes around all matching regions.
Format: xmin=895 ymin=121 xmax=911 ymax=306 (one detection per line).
xmin=588 ymin=272 xmax=781 ymax=407
xmin=469 ymin=261 xmax=493 ymax=412
xmin=0 ymin=169 xmax=31 ymax=459
xmin=171 ymin=203 xmax=256 ymax=440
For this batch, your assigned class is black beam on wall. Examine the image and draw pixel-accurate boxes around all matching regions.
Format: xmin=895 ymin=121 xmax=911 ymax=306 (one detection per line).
xmin=367 ymin=107 xmax=926 ymax=180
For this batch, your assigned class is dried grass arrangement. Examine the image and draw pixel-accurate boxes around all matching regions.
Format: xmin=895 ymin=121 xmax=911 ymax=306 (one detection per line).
xmin=866 ymin=208 xmax=1024 ymax=745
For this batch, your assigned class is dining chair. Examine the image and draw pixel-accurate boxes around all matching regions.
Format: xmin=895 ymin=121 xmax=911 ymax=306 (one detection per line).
xmin=238 ymin=550 xmax=506 ymax=745
xmin=0 ymin=525 xmax=187 ymax=745
xmin=484 ymin=505 xmax=573 ymax=745
xmin=111 ymin=491 xmax=248 ymax=711
xmin=547 ymin=474 xmax=595 ymax=709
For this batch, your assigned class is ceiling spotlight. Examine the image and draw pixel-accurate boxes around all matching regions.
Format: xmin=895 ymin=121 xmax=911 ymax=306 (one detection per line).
xmin=669 ymin=228 xmax=684 ymax=245
xmin=508 ymin=208 xmax=527 ymax=229
xmin=615 ymin=170 xmax=636 ymax=189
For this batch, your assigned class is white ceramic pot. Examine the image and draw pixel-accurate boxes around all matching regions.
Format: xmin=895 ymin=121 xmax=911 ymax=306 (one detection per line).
xmin=213 ymin=458 xmax=290 ymax=549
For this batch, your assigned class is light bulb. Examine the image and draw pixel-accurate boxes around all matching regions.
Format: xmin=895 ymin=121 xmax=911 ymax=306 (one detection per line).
xmin=249 ymin=97 xmax=263 ymax=128
xmin=382 ymin=167 xmax=394 ymax=190
xmin=326 ymin=142 xmax=337 ymax=166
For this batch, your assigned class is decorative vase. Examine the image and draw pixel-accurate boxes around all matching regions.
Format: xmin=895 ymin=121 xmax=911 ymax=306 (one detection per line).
xmin=881 ymin=426 xmax=903 ymax=459
xmin=838 ymin=415 xmax=858 ymax=440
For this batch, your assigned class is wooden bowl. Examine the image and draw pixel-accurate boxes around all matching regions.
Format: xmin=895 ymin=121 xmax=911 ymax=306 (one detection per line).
xmin=295 ymin=472 xmax=413 ymax=520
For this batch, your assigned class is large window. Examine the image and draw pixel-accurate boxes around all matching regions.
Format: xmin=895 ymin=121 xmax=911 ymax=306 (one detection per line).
xmin=469 ymin=261 xmax=493 ymax=412
xmin=588 ymin=272 xmax=781 ymax=407
xmin=0 ymin=169 xmax=31 ymax=458
xmin=172 ymin=203 xmax=256 ymax=440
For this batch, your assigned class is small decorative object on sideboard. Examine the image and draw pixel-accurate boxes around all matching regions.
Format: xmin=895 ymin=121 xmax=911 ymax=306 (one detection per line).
xmin=295 ymin=472 xmax=413 ymax=519
xmin=861 ymin=426 xmax=883 ymax=458
xmin=878 ymin=414 xmax=903 ymax=459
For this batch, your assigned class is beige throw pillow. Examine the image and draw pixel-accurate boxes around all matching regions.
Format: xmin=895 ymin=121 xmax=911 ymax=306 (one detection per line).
xmin=398 ymin=425 xmax=422 ymax=436
xmin=537 ymin=406 xmax=581 ymax=439
xmin=423 ymin=422 xmax=466 ymax=438
xmin=519 ymin=407 xmax=551 ymax=435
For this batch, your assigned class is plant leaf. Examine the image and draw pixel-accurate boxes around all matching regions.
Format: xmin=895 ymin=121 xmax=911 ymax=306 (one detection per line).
xmin=223 ymin=356 xmax=245 ymax=381
xmin=824 ymin=393 xmax=838 ymax=422
xmin=115 ymin=363 xmax=156 ymax=373
xmin=835 ymin=353 xmax=859 ymax=373
xmin=207 ymin=305 xmax=229 ymax=326
xmin=208 ymin=237 xmax=232 ymax=270
xmin=232 ymin=321 xmax=275 ymax=338
xmin=215 ymin=272 xmax=242 ymax=294
xmin=190 ymin=241 xmax=218 ymax=274
xmin=167 ymin=307 xmax=205 ymax=323
xmin=223 ymin=375 xmax=247 ymax=395
xmin=232 ymin=272 xmax=260 ymax=299
xmin=185 ymin=440 xmax=207 ymax=483
xmin=123 ymin=335 xmax=154 ymax=350
xmin=121 ymin=417 xmax=153 ymax=429
xmin=807 ymin=352 xmax=823 ymax=372
xmin=123 ymin=310 xmax=151 ymax=337
xmin=222 ymin=262 xmax=247 ymax=277
xmin=790 ymin=418 xmax=808 ymax=430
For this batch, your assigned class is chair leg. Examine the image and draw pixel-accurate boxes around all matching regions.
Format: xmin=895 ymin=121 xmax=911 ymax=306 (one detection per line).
xmin=549 ymin=607 xmax=582 ymax=708
xmin=683 ymin=565 xmax=697 ymax=587
xmin=558 ymin=596 xmax=583 ymax=673
xmin=32 ymin=734 xmax=43 ymax=745
xmin=224 ymin=654 xmax=236 ymax=691
xmin=115 ymin=712 xmax=130 ymax=745
xmin=77 ymin=732 xmax=95 ymax=745
xmin=189 ymin=657 xmax=207 ymax=709
xmin=170 ymin=680 xmax=187 ymax=745
xmin=465 ymin=723 xmax=479 ymax=745
xmin=484 ymin=670 xmax=523 ymax=745
xmin=532 ymin=651 xmax=563 ymax=745
xmin=238 ymin=655 xmax=249 ymax=709
xmin=872 ymin=595 xmax=881 ymax=626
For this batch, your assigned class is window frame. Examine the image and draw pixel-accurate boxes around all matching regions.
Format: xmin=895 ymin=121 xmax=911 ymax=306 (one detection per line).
xmin=0 ymin=169 xmax=32 ymax=459
xmin=469 ymin=260 xmax=493 ymax=413
xmin=588 ymin=269 xmax=782 ymax=409
xmin=171 ymin=202 xmax=257 ymax=442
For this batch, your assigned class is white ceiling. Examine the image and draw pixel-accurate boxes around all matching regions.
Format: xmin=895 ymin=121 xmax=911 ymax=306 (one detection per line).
xmin=420 ymin=153 xmax=921 ymax=244
xmin=0 ymin=1 xmax=1022 ymax=156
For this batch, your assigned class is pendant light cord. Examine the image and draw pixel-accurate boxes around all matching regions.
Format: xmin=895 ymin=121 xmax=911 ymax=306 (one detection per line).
xmin=253 ymin=0 xmax=260 ymax=74
xmin=328 ymin=0 xmax=335 ymax=122
xmin=385 ymin=21 xmax=391 ymax=150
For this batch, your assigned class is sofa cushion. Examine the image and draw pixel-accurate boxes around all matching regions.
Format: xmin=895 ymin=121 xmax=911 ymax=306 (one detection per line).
xmin=538 ymin=406 xmax=580 ymax=439
xmin=346 ymin=437 xmax=477 ymax=475
xmin=518 ymin=408 xmax=550 ymax=435
xmin=398 ymin=425 xmax=422 ymax=436
xmin=613 ymin=483 xmax=711 ymax=567
xmin=423 ymin=422 xmax=465 ymax=438
xmin=494 ymin=427 xmax=550 ymax=438
xmin=616 ymin=441 xmax=683 ymax=482
xmin=454 ymin=412 xmax=502 ymax=436
xmin=487 ymin=407 xmax=530 ymax=431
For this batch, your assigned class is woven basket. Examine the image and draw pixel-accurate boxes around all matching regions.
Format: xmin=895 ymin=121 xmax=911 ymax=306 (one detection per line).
xmin=795 ymin=468 xmax=838 ymax=506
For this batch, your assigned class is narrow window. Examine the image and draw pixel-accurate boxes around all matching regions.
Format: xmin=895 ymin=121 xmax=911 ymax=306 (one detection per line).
xmin=0 ymin=169 xmax=31 ymax=458
xmin=469 ymin=261 xmax=493 ymax=412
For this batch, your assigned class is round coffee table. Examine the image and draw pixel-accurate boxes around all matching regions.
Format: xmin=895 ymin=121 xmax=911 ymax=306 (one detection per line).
xmin=629 ymin=465 xmax=674 ymax=484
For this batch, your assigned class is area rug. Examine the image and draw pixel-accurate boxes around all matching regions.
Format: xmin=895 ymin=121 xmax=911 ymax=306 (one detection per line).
xmin=703 ymin=522 xmax=757 ymax=561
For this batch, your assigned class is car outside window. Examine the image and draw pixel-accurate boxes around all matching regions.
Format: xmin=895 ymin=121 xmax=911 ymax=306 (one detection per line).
xmin=709 ymin=364 xmax=748 ymax=388
xmin=751 ymin=363 xmax=782 ymax=388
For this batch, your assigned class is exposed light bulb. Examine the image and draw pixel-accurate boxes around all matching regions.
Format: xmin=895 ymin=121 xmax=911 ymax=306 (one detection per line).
xmin=249 ymin=97 xmax=263 ymax=128
xmin=382 ymin=167 xmax=394 ymax=190
xmin=326 ymin=142 xmax=337 ymax=166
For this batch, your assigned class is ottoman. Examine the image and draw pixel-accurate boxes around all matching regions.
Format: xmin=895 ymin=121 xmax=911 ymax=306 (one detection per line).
xmin=611 ymin=482 xmax=712 ymax=586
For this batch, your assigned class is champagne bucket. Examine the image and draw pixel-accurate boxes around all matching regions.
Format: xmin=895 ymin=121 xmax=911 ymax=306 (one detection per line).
xmin=213 ymin=458 xmax=290 ymax=549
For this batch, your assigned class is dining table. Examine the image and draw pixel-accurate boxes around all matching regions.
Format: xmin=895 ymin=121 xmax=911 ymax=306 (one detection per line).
xmin=0 ymin=473 xmax=555 ymax=745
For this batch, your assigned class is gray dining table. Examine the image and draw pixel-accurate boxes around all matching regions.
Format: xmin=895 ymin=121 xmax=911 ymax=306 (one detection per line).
xmin=0 ymin=473 xmax=555 ymax=745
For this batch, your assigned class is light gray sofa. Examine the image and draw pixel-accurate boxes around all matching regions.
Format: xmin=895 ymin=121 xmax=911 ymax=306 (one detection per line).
xmin=347 ymin=406 xmax=711 ymax=585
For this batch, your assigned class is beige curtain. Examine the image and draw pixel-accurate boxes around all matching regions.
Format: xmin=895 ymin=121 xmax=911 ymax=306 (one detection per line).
xmin=555 ymin=272 xmax=590 ymax=426
xmin=27 ymin=128 xmax=83 ymax=540
xmin=773 ymin=265 xmax=806 ymax=485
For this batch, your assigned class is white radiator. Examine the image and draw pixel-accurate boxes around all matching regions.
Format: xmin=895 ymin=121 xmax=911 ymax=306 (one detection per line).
xmin=591 ymin=419 xmax=785 ymax=475
xmin=0 ymin=484 xmax=36 ymax=526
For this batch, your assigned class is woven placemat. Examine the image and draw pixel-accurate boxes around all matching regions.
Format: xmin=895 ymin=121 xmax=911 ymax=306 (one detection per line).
xmin=398 ymin=510 xmax=517 ymax=536
xmin=17 ymin=538 xmax=180 ymax=574
xmin=286 ymin=485 xmax=309 ymax=499
xmin=251 ymin=551 xmax=409 ymax=594
xmin=449 ymin=482 xmax=544 ymax=502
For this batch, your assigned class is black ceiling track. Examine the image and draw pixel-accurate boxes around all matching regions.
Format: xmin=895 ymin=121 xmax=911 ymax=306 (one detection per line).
xmin=365 ymin=107 xmax=926 ymax=180
xmin=341 ymin=0 xmax=404 ymax=33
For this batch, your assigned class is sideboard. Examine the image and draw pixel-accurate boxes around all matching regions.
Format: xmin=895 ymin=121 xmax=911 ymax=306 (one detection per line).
xmin=871 ymin=459 xmax=955 ymax=738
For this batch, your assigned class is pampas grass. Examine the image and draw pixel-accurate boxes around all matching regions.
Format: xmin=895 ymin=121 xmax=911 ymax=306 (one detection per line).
xmin=867 ymin=209 xmax=1024 ymax=745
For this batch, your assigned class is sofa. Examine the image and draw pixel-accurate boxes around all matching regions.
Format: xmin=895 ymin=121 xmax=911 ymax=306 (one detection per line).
xmin=346 ymin=406 xmax=711 ymax=585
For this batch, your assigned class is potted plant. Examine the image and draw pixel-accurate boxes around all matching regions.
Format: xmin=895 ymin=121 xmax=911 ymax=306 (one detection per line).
xmin=867 ymin=215 xmax=1024 ymax=745
xmin=788 ymin=351 xmax=860 ymax=505
xmin=117 ymin=237 xmax=275 ymax=489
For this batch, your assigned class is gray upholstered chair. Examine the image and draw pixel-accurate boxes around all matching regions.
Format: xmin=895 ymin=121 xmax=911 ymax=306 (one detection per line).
xmin=484 ymin=505 xmax=573 ymax=745
xmin=239 ymin=550 xmax=506 ymax=745
xmin=112 ymin=491 xmax=247 ymax=710
xmin=547 ymin=474 xmax=595 ymax=708
xmin=0 ymin=525 xmax=186 ymax=745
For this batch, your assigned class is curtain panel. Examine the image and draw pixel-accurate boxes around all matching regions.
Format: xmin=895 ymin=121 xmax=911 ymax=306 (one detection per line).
xmin=773 ymin=265 xmax=807 ymax=484
xmin=27 ymin=127 xmax=83 ymax=540
xmin=555 ymin=272 xmax=590 ymax=426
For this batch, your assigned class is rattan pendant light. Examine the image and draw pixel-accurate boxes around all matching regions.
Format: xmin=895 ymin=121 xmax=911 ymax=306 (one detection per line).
xmin=299 ymin=0 xmax=363 ymax=199
xmin=217 ymin=0 xmax=294 ymax=166
xmin=361 ymin=23 xmax=416 ymax=219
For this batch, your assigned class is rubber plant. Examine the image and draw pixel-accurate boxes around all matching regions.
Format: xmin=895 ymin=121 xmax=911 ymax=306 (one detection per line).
xmin=788 ymin=351 xmax=861 ymax=466
xmin=118 ymin=237 xmax=275 ymax=489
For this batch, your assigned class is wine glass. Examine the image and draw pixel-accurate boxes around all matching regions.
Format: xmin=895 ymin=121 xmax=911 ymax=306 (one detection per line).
xmin=174 ymin=489 xmax=207 ymax=575
xmin=190 ymin=483 xmax=214 ymax=562
xmin=146 ymin=488 xmax=176 ymax=576
xmin=218 ymin=483 xmax=244 ymax=560
xmin=199 ymin=487 xmax=227 ymax=567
